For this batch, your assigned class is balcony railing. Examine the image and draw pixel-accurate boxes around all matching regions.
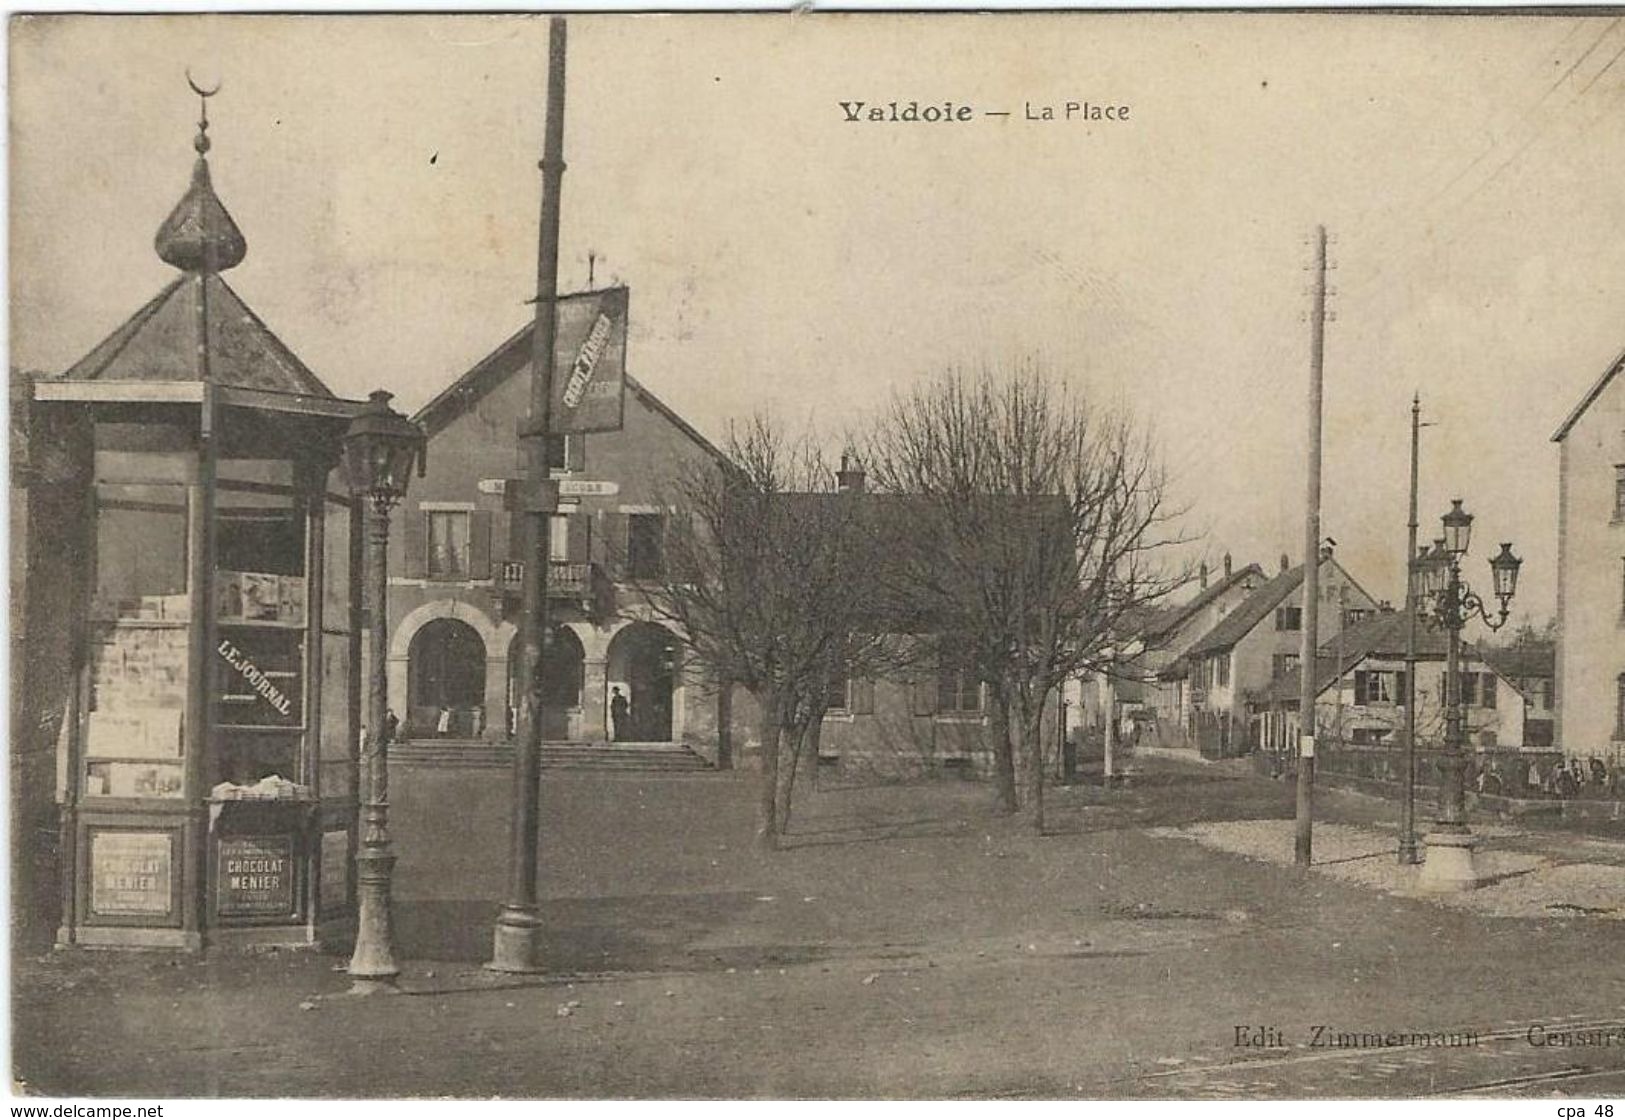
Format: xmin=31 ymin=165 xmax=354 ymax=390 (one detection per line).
xmin=498 ymin=561 xmax=608 ymax=611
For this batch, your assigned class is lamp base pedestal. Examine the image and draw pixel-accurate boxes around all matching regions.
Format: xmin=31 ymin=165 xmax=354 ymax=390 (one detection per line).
xmin=486 ymin=906 xmax=545 ymax=974
xmin=1418 ymin=828 xmax=1480 ymax=893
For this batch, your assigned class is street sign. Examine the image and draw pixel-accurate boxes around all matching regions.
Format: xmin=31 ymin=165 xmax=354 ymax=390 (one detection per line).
xmin=557 ymin=479 xmax=619 ymax=498
xmin=481 ymin=478 xmax=618 ymax=499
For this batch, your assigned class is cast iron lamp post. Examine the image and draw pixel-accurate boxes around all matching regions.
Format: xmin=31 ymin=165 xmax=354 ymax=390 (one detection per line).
xmin=343 ymin=389 xmax=426 ymax=992
xmin=1412 ymin=499 xmax=1521 ymax=893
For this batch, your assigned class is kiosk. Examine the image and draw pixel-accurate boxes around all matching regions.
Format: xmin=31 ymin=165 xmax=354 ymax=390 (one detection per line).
xmin=33 ymin=93 xmax=366 ymax=950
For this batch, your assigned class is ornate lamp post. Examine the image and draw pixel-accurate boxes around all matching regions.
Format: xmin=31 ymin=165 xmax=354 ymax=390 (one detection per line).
xmin=342 ymin=389 xmax=425 ymax=992
xmin=1413 ymin=499 xmax=1521 ymax=893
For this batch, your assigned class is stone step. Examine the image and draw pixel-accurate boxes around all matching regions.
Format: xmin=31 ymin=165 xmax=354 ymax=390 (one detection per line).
xmin=394 ymin=740 xmax=713 ymax=773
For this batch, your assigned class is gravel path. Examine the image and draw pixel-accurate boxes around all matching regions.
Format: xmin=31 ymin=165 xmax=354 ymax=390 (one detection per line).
xmin=1150 ymin=819 xmax=1625 ymax=919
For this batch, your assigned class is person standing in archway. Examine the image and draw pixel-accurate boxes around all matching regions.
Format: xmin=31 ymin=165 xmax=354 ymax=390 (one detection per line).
xmin=610 ymin=687 xmax=630 ymax=743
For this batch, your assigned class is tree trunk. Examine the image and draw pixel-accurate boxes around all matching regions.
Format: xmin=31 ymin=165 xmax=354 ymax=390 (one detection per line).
xmin=1024 ymin=703 xmax=1048 ymax=835
xmin=780 ymin=705 xmax=826 ymax=831
xmin=755 ymin=692 xmax=783 ymax=851
xmin=1011 ymin=692 xmax=1044 ymax=833
xmin=988 ymin=689 xmax=1018 ymax=814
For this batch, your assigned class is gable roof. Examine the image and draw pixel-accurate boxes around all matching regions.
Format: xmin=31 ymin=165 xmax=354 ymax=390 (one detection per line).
xmin=1482 ymin=641 xmax=1555 ymax=680
xmin=1552 ymin=346 xmax=1625 ymax=442
xmin=55 ymin=272 xmax=333 ymax=398
xmin=1255 ymin=609 xmax=1502 ymax=703
xmin=413 ymin=293 xmax=725 ymax=464
xmin=1142 ymin=562 xmax=1265 ymax=645
xmin=1181 ymin=554 xmax=1378 ymax=663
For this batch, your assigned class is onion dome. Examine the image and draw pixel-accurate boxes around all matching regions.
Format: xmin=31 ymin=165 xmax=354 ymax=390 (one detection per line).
xmin=153 ymin=91 xmax=246 ymax=273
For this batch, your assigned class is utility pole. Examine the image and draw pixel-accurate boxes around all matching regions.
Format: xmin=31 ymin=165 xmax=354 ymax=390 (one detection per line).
xmin=489 ymin=15 xmax=568 ymax=973
xmin=1295 ymin=225 xmax=1328 ymax=868
xmin=1399 ymin=394 xmax=1422 ymax=865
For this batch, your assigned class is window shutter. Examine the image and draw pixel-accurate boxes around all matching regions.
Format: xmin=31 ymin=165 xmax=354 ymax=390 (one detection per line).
xmin=1353 ymin=671 xmax=1368 ymax=706
xmin=403 ymin=507 xmax=426 ymax=578
xmin=489 ymin=510 xmax=510 ymax=565
xmin=605 ymin=512 xmax=628 ymax=578
xmin=567 ymin=513 xmax=591 ymax=564
xmin=854 ymin=677 xmax=875 ymax=715
xmin=468 ymin=510 xmax=493 ymax=579
xmin=1275 ymin=608 xmax=1284 ymax=631
xmin=567 ymin=435 xmax=586 ymax=473
xmin=1482 ymin=673 xmax=1496 ymax=709
xmin=1395 ymin=670 xmax=1408 ymax=707
xmin=912 ymin=675 xmax=937 ymax=717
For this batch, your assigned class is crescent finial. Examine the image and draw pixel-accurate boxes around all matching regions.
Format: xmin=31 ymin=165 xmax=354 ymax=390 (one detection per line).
xmin=186 ymin=69 xmax=221 ymax=99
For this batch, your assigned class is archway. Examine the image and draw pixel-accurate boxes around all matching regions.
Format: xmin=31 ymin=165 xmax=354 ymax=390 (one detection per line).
xmin=606 ymin=622 xmax=680 ymax=743
xmin=507 ymin=627 xmax=585 ymax=742
xmin=407 ymin=618 xmax=486 ymax=738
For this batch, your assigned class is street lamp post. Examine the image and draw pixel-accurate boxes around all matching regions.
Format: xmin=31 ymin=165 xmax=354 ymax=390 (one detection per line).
xmin=343 ymin=389 xmax=426 ymax=993
xmin=1413 ymin=499 xmax=1521 ymax=894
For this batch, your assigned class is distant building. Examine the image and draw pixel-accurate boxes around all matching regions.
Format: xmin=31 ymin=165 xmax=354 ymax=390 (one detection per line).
xmin=1253 ymin=611 xmax=1527 ymax=752
xmin=1483 ymin=639 xmax=1555 ymax=749
xmin=1552 ymin=350 xmax=1625 ymax=765
xmin=1067 ymin=555 xmax=1263 ymax=744
xmin=1158 ymin=546 xmax=1379 ymax=756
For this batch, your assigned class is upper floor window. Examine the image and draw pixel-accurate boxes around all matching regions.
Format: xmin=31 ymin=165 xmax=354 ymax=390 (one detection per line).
xmin=1615 ymin=465 xmax=1625 ymax=522
xmin=1616 ymin=674 xmax=1625 ymax=740
xmin=1215 ymin=653 xmax=1231 ymax=688
xmin=427 ymin=510 xmax=471 ymax=580
xmin=1439 ymin=670 xmax=1494 ymax=708
xmin=626 ymin=514 xmax=665 ymax=580
xmin=1343 ymin=608 xmax=1371 ymax=628
xmin=1353 ymin=669 xmax=1406 ymax=705
xmin=1272 ymin=653 xmax=1300 ymax=680
xmin=1275 ymin=606 xmax=1302 ymax=632
xmin=546 ymin=436 xmax=583 ymax=473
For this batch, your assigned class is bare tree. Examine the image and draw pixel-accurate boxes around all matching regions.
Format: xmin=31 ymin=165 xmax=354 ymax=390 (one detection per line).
xmin=864 ymin=364 xmax=1189 ymax=831
xmin=632 ymin=417 xmax=909 ymax=849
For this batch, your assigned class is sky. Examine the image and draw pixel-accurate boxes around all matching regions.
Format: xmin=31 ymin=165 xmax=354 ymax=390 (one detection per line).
xmin=11 ymin=12 xmax=1625 ymax=627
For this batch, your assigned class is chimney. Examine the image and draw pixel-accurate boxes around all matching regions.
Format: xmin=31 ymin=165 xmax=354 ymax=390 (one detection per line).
xmin=1199 ymin=562 xmax=1209 ymax=590
xmin=1319 ymin=538 xmax=1335 ymax=563
xmin=835 ymin=452 xmax=866 ymax=493
xmin=1280 ymin=552 xmax=1290 ymax=574
xmin=1223 ymin=552 xmax=1233 ymax=578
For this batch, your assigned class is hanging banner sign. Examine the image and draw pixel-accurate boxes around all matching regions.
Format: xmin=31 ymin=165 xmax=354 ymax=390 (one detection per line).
xmin=548 ymin=287 xmax=629 ymax=435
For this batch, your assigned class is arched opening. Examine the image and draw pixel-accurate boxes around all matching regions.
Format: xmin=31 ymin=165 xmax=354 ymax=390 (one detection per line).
xmin=606 ymin=622 xmax=680 ymax=743
xmin=407 ymin=618 xmax=486 ymax=738
xmin=507 ymin=627 xmax=585 ymax=742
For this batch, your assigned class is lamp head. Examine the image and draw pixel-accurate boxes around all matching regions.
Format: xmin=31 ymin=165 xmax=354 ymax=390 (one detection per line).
xmin=1489 ymin=541 xmax=1522 ymax=604
xmin=343 ymin=389 xmax=425 ymax=509
xmin=1441 ymin=499 xmax=1473 ymax=558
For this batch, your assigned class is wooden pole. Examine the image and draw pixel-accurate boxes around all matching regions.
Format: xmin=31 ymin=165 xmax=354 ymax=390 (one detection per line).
xmin=1399 ymin=394 xmax=1422 ymax=864
xmin=1294 ymin=226 xmax=1327 ymax=868
xmin=489 ymin=15 xmax=567 ymax=974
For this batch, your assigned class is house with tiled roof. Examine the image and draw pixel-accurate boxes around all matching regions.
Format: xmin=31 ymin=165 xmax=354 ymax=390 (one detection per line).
xmin=1157 ymin=546 xmax=1379 ymax=756
xmin=1252 ymin=610 xmax=1526 ymax=752
xmin=384 ymin=296 xmax=739 ymax=759
xmin=1094 ymin=555 xmax=1264 ymax=745
xmin=1552 ymin=348 xmax=1625 ymax=764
